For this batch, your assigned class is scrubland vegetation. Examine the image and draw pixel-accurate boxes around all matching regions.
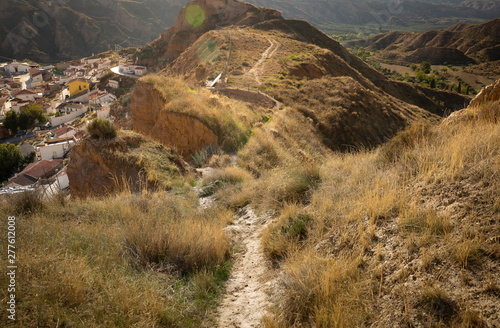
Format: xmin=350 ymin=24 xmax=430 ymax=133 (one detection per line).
xmin=252 ymin=102 xmax=499 ymax=327
xmin=0 ymin=190 xmax=233 ymax=327
xmin=1 ymin=79 xmax=498 ymax=327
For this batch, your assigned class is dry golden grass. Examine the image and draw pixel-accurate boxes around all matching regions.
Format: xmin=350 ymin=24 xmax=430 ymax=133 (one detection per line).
xmin=259 ymin=101 xmax=500 ymax=327
xmin=141 ymin=75 xmax=270 ymax=151
xmin=0 ymin=190 xmax=231 ymax=327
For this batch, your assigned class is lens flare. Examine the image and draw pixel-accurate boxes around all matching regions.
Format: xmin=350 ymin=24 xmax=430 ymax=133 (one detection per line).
xmin=185 ymin=5 xmax=205 ymax=27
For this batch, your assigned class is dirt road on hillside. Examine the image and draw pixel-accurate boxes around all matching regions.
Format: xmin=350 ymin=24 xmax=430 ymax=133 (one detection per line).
xmin=244 ymin=37 xmax=280 ymax=85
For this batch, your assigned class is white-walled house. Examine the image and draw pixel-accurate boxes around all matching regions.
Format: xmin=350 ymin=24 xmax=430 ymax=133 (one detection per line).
xmin=97 ymin=59 xmax=110 ymax=70
xmin=134 ymin=66 xmax=147 ymax=76
xmin=49 ymin=103 xmax=87 ymax=126
xmin=85 ymin=58 xmax=100 ymax=65
xmin=5 ymin=61 xmax=31 ymax=74
xmin=29 ymin=68 xmax=44 ymax=88
xmin=12 ymin=89 xmax=36 ymax=102
xmin=10 ymin=98 xmax=30 ymax=112
xmin=56 ymin=169 xmax=69 ymax=189
xmin=51 ymin=125 xmax=76 ymax=138
xmin=37 ymin=137 xmax=75 ymax=161
xmin=89 ymin=90 xmax=117 ymax=106
xmin=107 ymin=80 xmax=119 ymax=89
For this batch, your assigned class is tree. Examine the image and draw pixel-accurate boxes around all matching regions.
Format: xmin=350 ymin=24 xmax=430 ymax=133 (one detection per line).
xmin=0 ymin=143 xmax=23 ymax=182
xmin=18 ymin=103 xmax=47 ymax=130
xmin=430 ymin=78 xmax=436 ymax=89
xmin=421 ymin=62 xmax=432 ymax=74
xmin=457 ymin=81 xmax=462 ymax=94
xmin=3 ymin=110 xmax=19 ymax=133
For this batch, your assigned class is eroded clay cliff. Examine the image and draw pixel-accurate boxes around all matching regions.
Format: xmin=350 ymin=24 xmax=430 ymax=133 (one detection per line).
xmin=469 ymin=78 xmax=500 ymax=108
xmin=67 ymin=131 xmax=186 ymax=198
xmin=131 ymin=81 xmax=219 ymax=160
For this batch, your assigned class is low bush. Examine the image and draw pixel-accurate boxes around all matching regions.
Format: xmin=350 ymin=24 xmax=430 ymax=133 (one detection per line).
xmin=87 ymin=118 xmax=117 ymax=139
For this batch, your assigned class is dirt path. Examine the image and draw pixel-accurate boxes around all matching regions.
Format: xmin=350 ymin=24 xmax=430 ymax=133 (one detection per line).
xmin=217 ymin=205 xmax=273 ymax=328
xmin=244 ymin=37 xmax=279 ymax=85
xmin=195 ymin=165 xmax=274 ymax=328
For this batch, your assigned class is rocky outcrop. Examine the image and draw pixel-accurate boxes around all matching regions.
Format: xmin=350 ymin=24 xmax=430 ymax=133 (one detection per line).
xmin=131 ymin=81 xmax=219 ymax=160
xmin=67 ymin=131 xmax=186 ymax=198
xmin=147 ymin=0 xmax=282 ymax=62
xmin=443 ymin=79 xmax=500 ymax=125
xmin=469 ymin=79 xmax=500 ymax=108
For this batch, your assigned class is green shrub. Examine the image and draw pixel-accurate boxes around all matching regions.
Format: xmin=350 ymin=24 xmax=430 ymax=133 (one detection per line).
xmin=87 ymin=118 xmax=117 ymax=139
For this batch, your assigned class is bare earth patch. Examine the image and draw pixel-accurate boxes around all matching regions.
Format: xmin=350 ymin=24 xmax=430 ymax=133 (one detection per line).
xmin=217 ymin=205 xmax=274 ymax=328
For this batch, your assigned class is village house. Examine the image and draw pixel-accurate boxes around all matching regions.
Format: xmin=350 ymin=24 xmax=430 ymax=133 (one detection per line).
xmin=10 ymin=98 xmax=31 ymax=112
xmin=54 ymin=74 xmax=75 ymax=85
xmin=50 ymin=103 xmax=87 ymax=126
xmin=44 ymin=83 xmax=62 ymax=97
xmin=89 ymin=90 xmax=117 ymax=107
xmin=56 ymin=168 xmax=69 ymax=190
xmin=4 ymin=159 xmax=63 ymax=188
xmin=51 ymin=125 xmax=76 ymax=138
xmin=107 ymin=79 xmax=119 ymax=89
xmin=97 ymin=59 xmax=110 ymax=71
xmin=68 ymin=78 xmax=90 ymax=97
xmin=6 ymin=81 xmax=22 ymax=91
xmin=13 ymin=89 xmax=37 ymax=102
xmin=134 ymin=66 xmax=147 ymax=76
xmin=69 ymin=88 xmax=99 ymax=103
xmin=0 ymin=79 xmax=10 ymax=89
xmin=5 ymin=60 xmax=31 ymax=74
xmin=118 ymin=63 xmax=132 ymax=74
xmin=37 ymin=136 xmax=76 ymax=161
xmin=29 ymin=68 xmax=44 ymax=88
xmin=85 ymin=58 xmax=100 ymax=65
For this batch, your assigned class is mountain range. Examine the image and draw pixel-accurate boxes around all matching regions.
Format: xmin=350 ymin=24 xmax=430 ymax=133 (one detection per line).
xmin=1 ymin=0 xmax=499 ymax=62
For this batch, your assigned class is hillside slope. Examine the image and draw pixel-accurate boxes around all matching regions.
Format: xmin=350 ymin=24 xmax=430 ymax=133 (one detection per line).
xmin=245 ymin=0 xmax=500 ymax=34
xmin=0 ymin=0 xmax=182 ymax=62
xmin=348 ymin=18 xmax=500 ymax=64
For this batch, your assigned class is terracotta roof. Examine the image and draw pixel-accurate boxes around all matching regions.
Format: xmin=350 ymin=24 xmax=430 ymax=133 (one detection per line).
xmin=13 ymin=89 xmax=36 ymax=96
xmin=19 ymin=159 xmax=63 ymax=179
xmin=4 ymin=174 xmax=38 ymax=187
xmin=52 ymin=126 xmax=74 ymax=137
xmin=11 ymin=98 xmax=29 ymax=103
xmin=29 ymin=68 xmax=42 ymax=76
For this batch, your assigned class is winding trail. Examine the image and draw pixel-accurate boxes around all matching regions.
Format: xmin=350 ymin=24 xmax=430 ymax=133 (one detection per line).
xmin=244 ymin=37 xmax=280 ymax=85
xmin=195 ymin=161 xmax=274 ymax=327
xmin=217 ymin=205 xmax=273 ymax=328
